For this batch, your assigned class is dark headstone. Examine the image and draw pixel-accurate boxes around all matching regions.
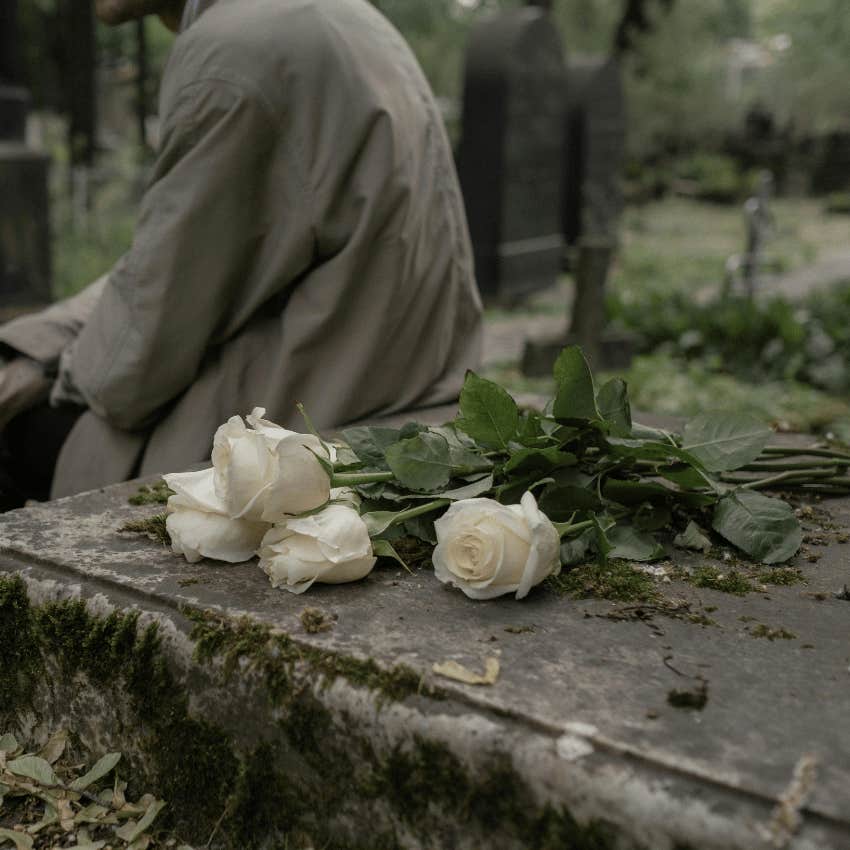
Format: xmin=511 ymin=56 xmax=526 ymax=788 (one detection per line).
xmin=456 ymin=6 xmax=567 ymax=303
xmin=0 ymin=87 xmax=30 ymax=142
xmin=523 ymin=57 xmax=632 ymax=376
xmin=0 ymin=144 xmax=52 ymax=311
xmin=562 ymin=56 xmax=626 ymax=247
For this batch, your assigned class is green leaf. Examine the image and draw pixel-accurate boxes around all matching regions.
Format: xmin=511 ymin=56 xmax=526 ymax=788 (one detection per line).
xmin=552 ymin=346 xmax=600 ymax=422
xmin=596 ymin=378 xmax=632 ymax=436
xmin=674 ymin=521 xmax=713 ymax=554
xmin=658 ymin=464 xmax=707 ymax=490
xmin=117 ymin=799 xmax=166 ymax=844
xmin=341 ymin=426 xmax=402 ymax=467
xmin=0 ymin=828 xmax=33 ymax=850
xmin=373 ymin=539 xmax=411 ymax=572
xmin=362 ymin=510 xmax=406 ymax=538
xmin=0 ymin=734 xmax=18 ymax=753
xmin=607 ymin=525 xmax=665 ymax=562
xmin=456 ymin=372 xmax=519 ymax=449
xmin=438 ymin=474 xmax=494 ymax=501
xmin=504 ymin=448 xmax=577 ymax=475
xmin=402 ymin=515 xmax=438 ymax=544
xmin=385 ymin=432 xmax=453 ymax=491
xmin=602 ymin=479 xmax=672 ymax=505
xmin=712 ymin=490 xmax=802 ymax=564
xmin=7 ymin=755 xmax=59 ymax=786
xmin=538 ymin=485 xmax=602 ymax=521
xmin=70 ymin=752 xmax=122 ymax=792
xmin=682 ymin=412 xmax=773 ymax=472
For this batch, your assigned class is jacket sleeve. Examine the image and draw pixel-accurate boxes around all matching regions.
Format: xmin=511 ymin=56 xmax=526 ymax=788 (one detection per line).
xmin=63 ymin=78 xmax=302 ymax=431
xmin=0 ymin=275 xmax=108 ymax=366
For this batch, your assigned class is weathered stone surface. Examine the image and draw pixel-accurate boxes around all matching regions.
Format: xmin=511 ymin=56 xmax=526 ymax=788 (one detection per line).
xmin=2 ymin=429 xmax=849 ymax=848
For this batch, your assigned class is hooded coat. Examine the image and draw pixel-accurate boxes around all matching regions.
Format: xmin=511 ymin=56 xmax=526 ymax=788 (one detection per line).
xmin=0 ymin=0 xmax=482 ymax=497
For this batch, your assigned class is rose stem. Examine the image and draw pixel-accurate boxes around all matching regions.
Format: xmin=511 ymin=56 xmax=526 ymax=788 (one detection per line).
xmin=732 ymin=468 xmax=840 ymax=490
xmin=331 ymin=471 xmax=396 ymax=486
xmin=761 ymin=446 xmax=850 ymax=461
xmin=553 ymin=519 xmax=595 ymax=539
xmin=386 ymin=499 xmax=451 ymax=528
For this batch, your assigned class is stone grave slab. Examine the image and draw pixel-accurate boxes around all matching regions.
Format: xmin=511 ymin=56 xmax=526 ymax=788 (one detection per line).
xmin=1 ymin=426 xmax=849 ymax=848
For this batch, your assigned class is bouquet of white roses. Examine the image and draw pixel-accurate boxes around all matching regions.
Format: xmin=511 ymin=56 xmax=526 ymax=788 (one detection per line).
xmin=162 ymin=347 xmax=843 ymax=600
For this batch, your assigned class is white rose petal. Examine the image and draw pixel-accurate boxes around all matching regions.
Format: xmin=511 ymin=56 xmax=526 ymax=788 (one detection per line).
xmin=164 ymin=467 xmax=227 ymax=514
xmin=211 ymin=415 xmax=278 ymax=521
xmin=259 ymin=504 xmax=376 ymax=594
xmin=245 ymin=406 xmax=299 ymax=444
xmin=166 ymin=510 xmax=268 ymax=564
xmin=432 ymin=491 xmax=560 ymax=600
xmin=211 ymin=410 xmax=333 ymax=523
xmin=260 ymin=433 xmax=332 ymax=521
xmin=163 ymin=467 xmax=268 ymax=564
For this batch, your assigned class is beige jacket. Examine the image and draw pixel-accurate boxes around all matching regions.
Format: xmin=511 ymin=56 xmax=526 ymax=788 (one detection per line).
xmin=0 ymin=0 xmax=482 ymax=497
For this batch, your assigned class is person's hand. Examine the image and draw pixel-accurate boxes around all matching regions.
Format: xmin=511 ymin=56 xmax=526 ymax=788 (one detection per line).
xmin=0 ymin=358 xmax=52 ymax=431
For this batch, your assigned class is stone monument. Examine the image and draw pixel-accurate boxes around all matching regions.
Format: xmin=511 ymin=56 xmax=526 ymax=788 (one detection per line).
xmin=523 ymin=56 xmax=631 ymax=375
xmin=455 ymin=2 xmax=567 ymax=303
xmin=0 ymin=5 xmax=52 ymax=318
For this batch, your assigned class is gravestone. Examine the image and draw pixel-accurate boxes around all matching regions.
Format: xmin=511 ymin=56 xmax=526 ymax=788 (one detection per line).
xmin=455 ymin=4 xmax=567 ymax=303
xmin=0 ymin=87 xmax=28 ymax=141
xmin=0 ymin=88 xmax=52 ymax=315
xmin=523 ymin=56 xmax=632 ymax=374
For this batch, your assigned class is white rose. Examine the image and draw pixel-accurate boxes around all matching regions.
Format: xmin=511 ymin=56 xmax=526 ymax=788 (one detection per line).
xmin=258 ymin=504 xmax=377 ymax=594
xmin=211 ymin=408 xmax=332 ymax=522
xmin=432 ymin=492 xmax=561 ymax=600
xmin=163 ymin=468 xmax=269 ymax=564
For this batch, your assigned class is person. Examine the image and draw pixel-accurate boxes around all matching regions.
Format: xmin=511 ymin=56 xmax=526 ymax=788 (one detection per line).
xmin=0 ymin=0 xmax=482 ymax=507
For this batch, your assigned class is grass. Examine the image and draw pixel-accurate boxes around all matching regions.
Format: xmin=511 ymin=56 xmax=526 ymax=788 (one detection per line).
xmin=481 ymin=196 xmax=850 ymax=433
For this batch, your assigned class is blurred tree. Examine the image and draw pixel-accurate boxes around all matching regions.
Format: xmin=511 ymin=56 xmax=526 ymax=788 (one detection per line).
xmin=756 ymin=0 xmax=850 ymax=135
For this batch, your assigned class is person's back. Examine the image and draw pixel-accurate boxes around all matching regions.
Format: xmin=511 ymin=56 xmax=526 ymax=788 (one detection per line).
xmin=0 ymin=0 xmax=482 ymax=500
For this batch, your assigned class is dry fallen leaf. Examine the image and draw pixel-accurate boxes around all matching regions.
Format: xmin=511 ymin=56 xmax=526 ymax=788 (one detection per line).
xmin=432 ymin=657 xmax=500 ymax=686
xmin=37 ymin=729 xmax=69 ymax=766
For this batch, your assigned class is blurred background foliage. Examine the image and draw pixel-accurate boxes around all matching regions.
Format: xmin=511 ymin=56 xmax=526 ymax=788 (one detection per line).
xmin=9 ymin=0 xmax=850 ymax=432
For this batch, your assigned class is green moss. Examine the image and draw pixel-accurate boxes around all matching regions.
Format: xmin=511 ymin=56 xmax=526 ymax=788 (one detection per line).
xmin=119 ymin=514 xmax=170 ymax=545
xmin=185 ymin=608 xmax=435 ymax=705
xmin=758 ymin=568 xmax=805 ymax=586
xmin=1 ymin=579 xmax=237 ymax=841
xmin=128 ymin=480 xmax=173 ymax=506
xmin=688 ymin=567 xmax=753 ymax=595
xmin=2 ymin=579 xmax=626 ymax=850
xmin=299 ymin=606 xmax=335 ymax=634
xmin=370 ymin=738 xmax=619 ymax=850
xmin=748 ymin=624 xmax=797 ymax=641
xmin=548 ymin=561 xmax=660 ymax=603
xmin=0 ymin=575 xmax=39 ymax=707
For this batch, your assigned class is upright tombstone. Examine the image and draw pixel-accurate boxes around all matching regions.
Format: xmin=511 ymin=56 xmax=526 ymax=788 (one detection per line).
xmin=0 ymin=101 xmax=52 ymax=315
xmin=455 ymin=3 xmax=567 ymax=303
xmin=562 ymin=56 xmax=625 ymax=250
xmin=523 ymin=56 xmax=630 ymax=374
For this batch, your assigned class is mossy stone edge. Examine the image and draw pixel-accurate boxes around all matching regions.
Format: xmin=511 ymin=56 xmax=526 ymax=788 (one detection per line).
xmin=1 ymin=572 xmax=623 ymax=850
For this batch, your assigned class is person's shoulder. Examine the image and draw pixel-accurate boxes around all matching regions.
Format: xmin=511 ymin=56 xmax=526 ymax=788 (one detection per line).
xmin=169 ymin=0 xmax=402 ymax=83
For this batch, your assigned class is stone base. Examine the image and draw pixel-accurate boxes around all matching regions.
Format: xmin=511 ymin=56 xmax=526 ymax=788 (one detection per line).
xmin=1 ymin=467 xmax=849 ymax=848
xmin=521 ymin=330 xmax=638 ymax=377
